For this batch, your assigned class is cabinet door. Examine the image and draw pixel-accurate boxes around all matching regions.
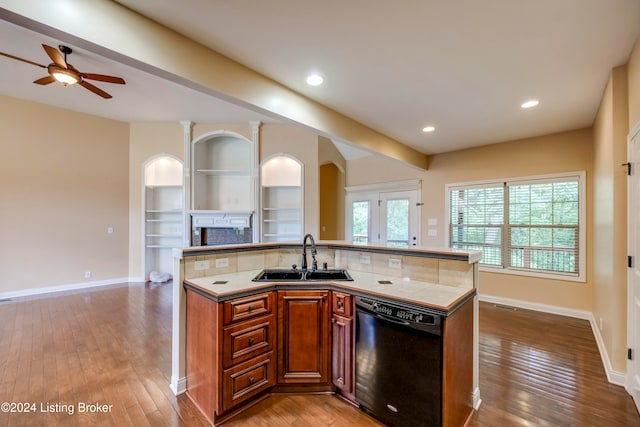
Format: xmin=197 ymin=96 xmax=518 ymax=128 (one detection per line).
xmin=331 ymin=314 xmax=353 ymax=396
xmin=277 ymin=290 xmax=330 ymax=384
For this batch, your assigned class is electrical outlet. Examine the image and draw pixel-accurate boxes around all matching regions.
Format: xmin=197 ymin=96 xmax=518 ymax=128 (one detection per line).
xmin=194 ymin=260 xmax=210 ymax=270
xmin=360 ymin=255 xmax=371 ymax=265
xmin=388 ymin=258 xmax=402 ymax=269
xmin=84 ymin=271 xmax=92 ymax=279
xmin=215 ymin=258 xmax=229 ymax=268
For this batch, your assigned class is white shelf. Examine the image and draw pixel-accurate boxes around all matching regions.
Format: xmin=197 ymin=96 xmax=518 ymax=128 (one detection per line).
xmin=263 ymin=207 xmax=300 ymax=211
xmin=195 ymin=169 xmax=250 ymax=175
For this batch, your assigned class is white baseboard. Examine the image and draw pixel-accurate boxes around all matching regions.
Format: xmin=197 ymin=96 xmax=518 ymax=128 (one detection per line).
xmin=586 ymin=313 xmax=626 ymax=386
xmin=170 ymin=376 xmax=187 ymax=395
xmin=479 ymin=294 xmax=592 ymax=320
xmin=479 ymin=294 xmax=625 ymax=387
xmin=0 ymin=277 xmax=133 ymax=300
xmin=472 ymin=387 xmax=482 ymax=410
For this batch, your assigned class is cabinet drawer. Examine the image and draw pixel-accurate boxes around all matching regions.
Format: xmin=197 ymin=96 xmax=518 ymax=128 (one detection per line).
xmin=332 ymin=292 xmax=352 ymax=317
xmin=223 ymin=314 xmax=275 ymax=368
xmin=224 ymin=292 xmax=273 ymax=324
xmin=222 ymin=351 xmax=275 ymax=412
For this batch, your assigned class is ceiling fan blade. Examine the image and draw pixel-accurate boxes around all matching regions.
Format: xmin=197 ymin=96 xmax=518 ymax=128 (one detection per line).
xmin=79 ymin=80 xmax=112 ymax=99
xmin=82 ymin=73 xmax=126 ymax=84
xmin=0 ymin=51 xmax=46 ymax=68
xmin=42 ymin=44 xmax=67 ymax=68
xmin=33 ymin=75 xmax=57 ymax=85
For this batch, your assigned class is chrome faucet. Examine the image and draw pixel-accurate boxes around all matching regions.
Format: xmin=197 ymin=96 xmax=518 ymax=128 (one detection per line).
xmin=301 ymin=234 xmax=318 ymax=271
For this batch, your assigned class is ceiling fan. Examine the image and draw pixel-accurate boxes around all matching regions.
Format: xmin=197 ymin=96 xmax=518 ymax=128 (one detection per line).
xmin=0 ymin=44 xmax=126 ymax=99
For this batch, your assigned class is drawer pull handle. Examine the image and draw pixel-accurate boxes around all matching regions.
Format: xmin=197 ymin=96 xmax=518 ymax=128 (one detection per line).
xmin=249 ymin=376 xmax=255 ymax=384
xmin=248 ymin=305 xmax=254 ymax=311
xmin=248 ymin=337 xmax=255 ymax=345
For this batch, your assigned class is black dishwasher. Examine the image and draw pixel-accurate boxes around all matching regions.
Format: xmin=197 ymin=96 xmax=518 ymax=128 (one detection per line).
xmin=355 ymin=296 xmax=443 ymax=427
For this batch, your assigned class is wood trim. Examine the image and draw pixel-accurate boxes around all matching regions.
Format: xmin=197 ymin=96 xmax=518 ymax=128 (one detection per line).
xmin=185 ymin=288 xmax=223 ymax=424
xmin=442 ymin=298 xmax=474 ymax=427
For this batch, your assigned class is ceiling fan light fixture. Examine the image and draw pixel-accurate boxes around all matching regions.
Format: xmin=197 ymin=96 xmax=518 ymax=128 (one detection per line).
xmin=47 ymin=64 xmax=79 ymax=86
xmin=52 ymin=69 xmax=79 ymax=86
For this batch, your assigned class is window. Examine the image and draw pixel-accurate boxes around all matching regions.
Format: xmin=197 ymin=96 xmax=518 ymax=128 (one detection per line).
xmin=447 ymin=172 xmax=584 ymax=281
xmin=352 ymin=201 xmax=370 ymax=244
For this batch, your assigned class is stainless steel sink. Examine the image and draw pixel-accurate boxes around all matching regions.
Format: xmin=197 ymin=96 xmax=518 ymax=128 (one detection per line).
xmin=252 ymin=268 xmax=353 ymax=282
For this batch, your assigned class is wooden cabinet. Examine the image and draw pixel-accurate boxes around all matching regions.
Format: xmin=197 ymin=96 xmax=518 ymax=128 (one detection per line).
xmin=185 ymin=290 xmax=276 ymax=424
xmin=277 ymin=290 xmax=331 ymax=384
xmin=442 ymin=298 xmax=474 ymax=427
xmin=331 ymin=292 xmax=354 ymax=399
xmin=185 ymin=280 xmax=473 ymax=426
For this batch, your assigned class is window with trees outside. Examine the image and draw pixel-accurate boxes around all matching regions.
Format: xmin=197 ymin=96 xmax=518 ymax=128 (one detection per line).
xmin=447 ymin=172 xmax=585 ymax=281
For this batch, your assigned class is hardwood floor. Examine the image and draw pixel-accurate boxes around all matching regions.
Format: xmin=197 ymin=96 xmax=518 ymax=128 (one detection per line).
xmin=0 ymin=283 xmax=637 ymax=426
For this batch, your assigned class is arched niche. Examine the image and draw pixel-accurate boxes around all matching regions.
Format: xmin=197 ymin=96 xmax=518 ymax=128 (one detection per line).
xmin=260 ymin=154 xmax=304 ymax=242
xmin=143 ymin=155 xmax=184 ymax=280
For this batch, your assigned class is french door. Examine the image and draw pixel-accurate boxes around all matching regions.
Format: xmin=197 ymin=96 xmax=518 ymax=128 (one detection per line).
xmin=348 ymin=189 xmax=419 ymax=247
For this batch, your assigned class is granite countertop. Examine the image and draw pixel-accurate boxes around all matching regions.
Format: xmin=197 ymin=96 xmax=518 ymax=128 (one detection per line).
xmin=184 ymin=269 xmax=475 ymax=314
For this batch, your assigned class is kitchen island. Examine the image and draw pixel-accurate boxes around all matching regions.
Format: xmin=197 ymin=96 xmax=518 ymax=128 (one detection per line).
xmin=170 ymin=241 xmax=481 ymax=426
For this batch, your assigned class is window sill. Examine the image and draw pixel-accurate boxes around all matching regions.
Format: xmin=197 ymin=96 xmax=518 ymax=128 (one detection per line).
xmin=479 ymin=265 xmax=585 ymax=283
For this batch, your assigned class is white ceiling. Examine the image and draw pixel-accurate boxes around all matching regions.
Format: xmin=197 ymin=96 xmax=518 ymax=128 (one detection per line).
xmin=1 ymin=0 xmax=640 ymax=157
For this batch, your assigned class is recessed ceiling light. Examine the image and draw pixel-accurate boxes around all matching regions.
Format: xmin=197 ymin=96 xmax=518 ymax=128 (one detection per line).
xmin=422 ymin=126 xmax=435 ymax=133
xmin=306 ymin=74 xmax=324 ymax=86
xmin=521 ymin=100 xmax=539 ymax=109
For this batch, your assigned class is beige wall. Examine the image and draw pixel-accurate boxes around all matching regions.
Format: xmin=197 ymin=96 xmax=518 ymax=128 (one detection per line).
xmin=0 ymin=95 xmax=129 ymax=294
xmin=348 ymin=129 xmax=594 ymax=312
xmin=318 ymin=136 xmax=346 ymax=239
xmin=629 ymin=39 xmax=640 ymax=129
xmin=593 ymin=66 xmax=629 ymax=372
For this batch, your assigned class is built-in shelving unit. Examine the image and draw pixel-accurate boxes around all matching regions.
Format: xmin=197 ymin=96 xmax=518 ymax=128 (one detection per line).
xmin=192 ymin=135 xmax=252 ymax=211
xmin=144 ymin=156 xmax=184 ymax=279
xmin=261 ymin=155 xmax=303 ymax=242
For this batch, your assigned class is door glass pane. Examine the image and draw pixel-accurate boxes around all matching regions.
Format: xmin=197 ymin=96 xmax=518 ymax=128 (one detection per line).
xmin=386 ymin=199 xmax=409 ymax=247
xmin=352 ymin=201 xmax=369 ymax=244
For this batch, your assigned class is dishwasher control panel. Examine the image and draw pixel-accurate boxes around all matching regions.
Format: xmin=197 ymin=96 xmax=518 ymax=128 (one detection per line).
xmin=356 ymin=296 xmax=441 ymax=326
